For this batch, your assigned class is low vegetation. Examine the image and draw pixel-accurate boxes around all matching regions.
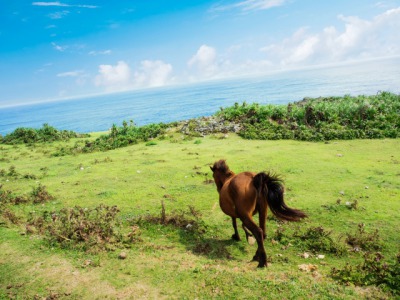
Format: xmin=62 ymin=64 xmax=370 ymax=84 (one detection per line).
xmin=0 ymin=123 xmax=88 ymax=144
xmin=216 ymin=91 xmax=400 ymax=141
xmin=0 ymin=93 xmax=399 ymax=299
xmin=331 ymin=252 xmax=400 ymax=295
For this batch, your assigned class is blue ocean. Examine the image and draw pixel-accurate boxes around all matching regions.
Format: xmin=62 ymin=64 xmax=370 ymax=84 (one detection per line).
xmin=1 ymin=57 xmax=399 ymax=136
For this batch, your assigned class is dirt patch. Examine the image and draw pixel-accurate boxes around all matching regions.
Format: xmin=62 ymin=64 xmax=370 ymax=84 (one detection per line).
xmin=1 ymin=243 xmax=163 ymax=299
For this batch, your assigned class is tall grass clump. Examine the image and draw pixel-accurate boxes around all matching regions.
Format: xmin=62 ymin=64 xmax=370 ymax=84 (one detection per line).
xmin=216 ymin=92 xmax=400 ymax=141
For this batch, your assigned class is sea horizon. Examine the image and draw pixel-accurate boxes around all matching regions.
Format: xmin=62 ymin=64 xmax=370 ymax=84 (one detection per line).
xmin=1 ymin=57 xmax=399 ymax=136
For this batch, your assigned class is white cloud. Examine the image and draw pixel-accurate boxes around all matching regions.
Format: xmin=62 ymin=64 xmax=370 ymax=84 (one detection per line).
xmin=188 ymin=45 xmax=218 ymax=78
xmin=95 ymin=61 xmax=131 ymax=92
xmin=236 ymin=0 xmax=286 ymax=11
xmin=211 ymin=0 xmax=286 ymax=13
xmin=94 ymin=60 xmax=173 ymax=92
xmin=32 ymin=2 xmax=68 ymax=7
xmin=57 ymin=70 xmax=84 ymax=77
xmin=51 ymin=42 xmax=67 ymax=52
xmin=32 ymin=2 xmax=97 ymax=8
xmin=48 ymin=10 xmax=69 ymax=19
xmin=133 ymin=60 xmax=173 ymax=88
xmin=88 ymin=50 xmax=112 ymax=56
xmin=260 ymin=7 xmax=400 ymax=67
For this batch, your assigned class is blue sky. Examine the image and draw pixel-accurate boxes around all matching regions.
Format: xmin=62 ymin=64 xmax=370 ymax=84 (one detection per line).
xmin=1 ymin=0 xmax=400 ymax=106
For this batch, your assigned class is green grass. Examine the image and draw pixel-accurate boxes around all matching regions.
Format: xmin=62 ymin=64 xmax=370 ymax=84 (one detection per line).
xmin=1 ymin=133 xmax=399 ymax=299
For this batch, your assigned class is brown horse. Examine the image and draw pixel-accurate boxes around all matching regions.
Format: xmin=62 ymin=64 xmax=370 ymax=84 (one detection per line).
xmin=210 ymin=159 xmax=307 ymax=268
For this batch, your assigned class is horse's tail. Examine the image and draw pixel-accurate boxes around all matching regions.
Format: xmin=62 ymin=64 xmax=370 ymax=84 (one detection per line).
xmin=253 ymin=172 xmax=307 ymax=221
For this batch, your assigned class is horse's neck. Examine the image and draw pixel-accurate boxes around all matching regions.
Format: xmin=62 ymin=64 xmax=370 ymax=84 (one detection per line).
xmin=216 ymin=172 xmax=235 ymax=192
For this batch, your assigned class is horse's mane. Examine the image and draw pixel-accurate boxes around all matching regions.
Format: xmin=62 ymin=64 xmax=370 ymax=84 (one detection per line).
xmin=212 ymin=159 xmax=230 ymax=174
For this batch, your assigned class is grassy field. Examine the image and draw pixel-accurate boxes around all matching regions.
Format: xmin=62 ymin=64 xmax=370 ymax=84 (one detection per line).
xmin=1 ymin=133 xmax=399 ymax=299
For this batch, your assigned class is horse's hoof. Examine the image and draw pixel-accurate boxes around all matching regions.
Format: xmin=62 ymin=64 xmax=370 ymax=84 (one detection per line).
xmin=257 ymin=263 xmax=267 ymax=268
xmin=231 ymin=234 xmax=241 ymax=241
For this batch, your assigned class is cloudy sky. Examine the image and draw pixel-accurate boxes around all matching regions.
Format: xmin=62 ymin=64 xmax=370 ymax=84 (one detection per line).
xmin=1 ymin=0 xmax=400 ymax=106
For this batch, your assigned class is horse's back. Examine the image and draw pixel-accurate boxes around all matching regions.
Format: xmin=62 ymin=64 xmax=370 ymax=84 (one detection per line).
xmin=219 ymin=172 xmax=257 ymax=217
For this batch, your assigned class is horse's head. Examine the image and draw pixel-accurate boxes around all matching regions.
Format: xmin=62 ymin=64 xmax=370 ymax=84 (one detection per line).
xmin=210 ymin=159 xmax=234 ymax=192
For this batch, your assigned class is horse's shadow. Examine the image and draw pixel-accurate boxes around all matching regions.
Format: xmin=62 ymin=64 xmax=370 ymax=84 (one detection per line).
xmin=177 ymin=227 xmax=249 ymax=261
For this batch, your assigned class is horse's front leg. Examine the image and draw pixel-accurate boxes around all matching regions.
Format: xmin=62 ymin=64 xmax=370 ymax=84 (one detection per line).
xmin=231 ymin=217 xmax=241 ymax=241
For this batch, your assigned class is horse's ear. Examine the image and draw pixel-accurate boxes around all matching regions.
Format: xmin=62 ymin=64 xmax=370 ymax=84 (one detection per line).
xmin=210 ymin=166 xmax=215 ymax=172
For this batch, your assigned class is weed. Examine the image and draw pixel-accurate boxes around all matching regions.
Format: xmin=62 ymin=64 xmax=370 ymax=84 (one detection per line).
xmin=23 ymin=173 xmax=38 ymax=180
xmin=345 ymin=223 xmax=383 ymax=252
xmin=27 ymin=204 xmax=135 ymax=252
xmin=273 ymin=223 xmax=292 ymax=245
xmin=0 ymin=185 xmax=13 ymax=203
xmin=145 ymin=141 xmax=157 ymax=146
xmin=295 ymin=226 xmax=347 ymax=256
xmin=140 ymin=201 xmax=205 ymax=232
xmin=1 ymin=208 xmax=20 ymax=225
xmin=30 ymin=184 xmax=55 ymax=204
xmin=8 ymin=165 xmax=19 ymax=177
xmin=331 ymin=252 xmax=400 ymax=295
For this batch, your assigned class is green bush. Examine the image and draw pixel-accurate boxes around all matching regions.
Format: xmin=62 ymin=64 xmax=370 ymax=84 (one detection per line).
xmin=83 ymin=121 xmax=167 ymax=152
xmin=1 ymin=123 xmax=88 ymax=144
xmin=216 ymin=92 xmax=400 ymax=141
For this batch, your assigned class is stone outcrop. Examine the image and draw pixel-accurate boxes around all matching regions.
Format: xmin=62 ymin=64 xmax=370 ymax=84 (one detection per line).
xmin=179 ymin=116 xmax=241 ymax=136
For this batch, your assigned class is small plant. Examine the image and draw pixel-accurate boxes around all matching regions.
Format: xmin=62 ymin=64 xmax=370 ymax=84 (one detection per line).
xmin=145 ymin=141 xmax=157 ymax=146
xmin=0 ymin=185 xmax=29 ymax=205
xmin=273 ymin=223 xmax=292 ymax=245
xmin=345 ymin=223 xmax=383 ymax=251
xmin=23 ymin=173 xmax=38 ymax=180
xmin=27 ymin=204 xmax=134 ymax=252
xmin=295 ymin=226 xmax=347 ymax=256
xmin=142 ymin=201 xmax=205 ymax=231
xmin=1 ymin=208 xmax=20 ymax=225
xmin=331 ymin=252 xmax=400 ymax=295
xmin=8 ymin=165 xmax=19 ymax=177
xmin=30 ymin=184 xmax=55 ymax=204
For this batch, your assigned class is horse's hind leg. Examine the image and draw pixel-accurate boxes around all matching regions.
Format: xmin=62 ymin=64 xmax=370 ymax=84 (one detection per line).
xmin=240 ymin=216 xmax=267 ymax=268
xmin=231 ymin=217 xmax=241 ymax=241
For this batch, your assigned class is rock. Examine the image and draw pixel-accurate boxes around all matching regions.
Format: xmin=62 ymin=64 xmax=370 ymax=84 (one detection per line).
xmin=298 ymin=264 xmax=318 ymax=272
xmin=82 ymin=259 xmax=92 ymax=267
xmin=118 ymin=252 xmax=127 ymax=260
xmin=301 ymin=252 xmax=310 ymax=259
xmin=247 ymin=236 xmax=256 ymax=245
xmin=317 ymin=254 xmax=325 ymax=259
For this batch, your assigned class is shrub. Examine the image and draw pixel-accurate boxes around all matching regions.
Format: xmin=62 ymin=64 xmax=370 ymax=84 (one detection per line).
xmin=294 ymin=226 xmax=347 ymax=256
xmin=345 ymin=223 xmax=383 ymax=252
xmin=2 ymin=123 xmax=88 ymax=144
xmin=216 ymin=92 xmax=400 ymax=141
xmin=30 ymin=184 xmax=55 ymax=204
xmin=27 ymin=204 xmax=134 ymax=252
xmin=331 ymin=252 xmax=400 ymax=295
